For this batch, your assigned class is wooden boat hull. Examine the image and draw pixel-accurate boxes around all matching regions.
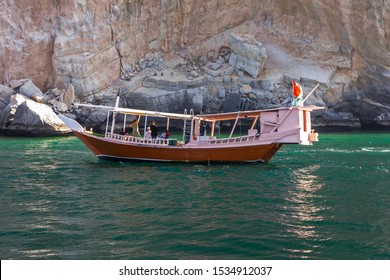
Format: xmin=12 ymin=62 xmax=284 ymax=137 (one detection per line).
xmin=75 ymin=131 xmax=283 ymax=163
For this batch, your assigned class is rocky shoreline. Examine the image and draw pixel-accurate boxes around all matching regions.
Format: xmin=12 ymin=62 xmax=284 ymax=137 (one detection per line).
xmin=0 ymin=81 xmax=71 ymax=136
xmin=1 ymin=33 xmax=389 ymax=136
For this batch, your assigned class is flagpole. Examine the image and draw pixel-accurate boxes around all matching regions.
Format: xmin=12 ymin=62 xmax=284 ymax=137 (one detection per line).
xmin=302 ymin=84 xmax=320 ymax=103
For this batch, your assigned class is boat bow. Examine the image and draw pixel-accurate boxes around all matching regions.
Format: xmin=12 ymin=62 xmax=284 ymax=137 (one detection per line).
xmin=58 ymin=114 xmax=84 ymax=133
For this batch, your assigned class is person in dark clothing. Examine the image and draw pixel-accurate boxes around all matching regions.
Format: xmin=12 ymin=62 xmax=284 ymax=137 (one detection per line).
xmin=150 ymin=121 xmax=158 ymax=138
xmin=119 ymin=128 xmax=126 ymax=135
xmin=200 ymin=122 xmax=207 ymax=136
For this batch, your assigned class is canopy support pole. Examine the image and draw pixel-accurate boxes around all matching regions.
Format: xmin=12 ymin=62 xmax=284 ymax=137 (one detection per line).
xmin=229 ymin=113 xmax=240 ymax=138
xmin=211 ymin=122 xmax=215 ymax=137
xmin=110 ymin=95 xmax=120 ymax=134
xmin=144 ymin=114 xmax=148 ymax=138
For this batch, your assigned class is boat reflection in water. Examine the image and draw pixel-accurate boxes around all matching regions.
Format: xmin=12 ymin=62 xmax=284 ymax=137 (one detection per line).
xmin=280 ymin=164 xmax=330 ymax=258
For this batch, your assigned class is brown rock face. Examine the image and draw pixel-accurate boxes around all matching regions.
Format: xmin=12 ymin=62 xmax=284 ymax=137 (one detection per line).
xmin=0 ymin=0 xmax=256 ymax=96
xmin=0 ymin=0 xmax=57 ymax=89
xmin=1 ymin=0 xmax=389 ymax=128
xmin=0 ymin=0 xmax=257 ymax=92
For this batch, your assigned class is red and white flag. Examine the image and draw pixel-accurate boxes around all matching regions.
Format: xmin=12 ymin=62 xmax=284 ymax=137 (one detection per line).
xmin=292 ymin=81 xmax=303 ymax=106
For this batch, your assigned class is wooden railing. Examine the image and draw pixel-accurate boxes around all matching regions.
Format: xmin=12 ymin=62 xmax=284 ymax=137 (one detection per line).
xmin=105 ymin=132 xmax=170 ymax=145
xmin=198 ymin=135 xmax=261 ymax=145
xmin=105 ymin=132 xmax=260 ymax=146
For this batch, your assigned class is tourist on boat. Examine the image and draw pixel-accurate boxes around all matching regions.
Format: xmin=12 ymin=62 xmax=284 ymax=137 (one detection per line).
xmin=161 ymin=130 xmax=170 ymax=139
xmin=145 ymin=127 xmax=152 ymax=139
xmin=200 ymin=122 xmax=207 ymax=136
xmin=119 ymin=128 xmax=127 ymax=136
xmin=150 ymin=121 xmax=158 ymax=138
xmin=130 ymin=118 xmax=140 ymax=137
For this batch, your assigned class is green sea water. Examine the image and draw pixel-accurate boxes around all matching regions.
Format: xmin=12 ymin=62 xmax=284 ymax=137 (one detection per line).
xmin=0 ymin=132 xmax=389 ymax=259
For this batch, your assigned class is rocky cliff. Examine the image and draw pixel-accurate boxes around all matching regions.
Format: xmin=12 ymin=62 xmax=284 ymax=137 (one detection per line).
xmin=1 ymin=0 xmax=389 ymax=131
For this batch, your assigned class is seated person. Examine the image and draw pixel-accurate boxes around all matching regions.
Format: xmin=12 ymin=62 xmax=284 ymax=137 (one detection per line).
xmin=145 ymin=127 xmax=152 ymax=139
xmin=161 ymin=130 xmax=170 ymax=139
xmin=119 ymin=128 xmax=127 ymax=135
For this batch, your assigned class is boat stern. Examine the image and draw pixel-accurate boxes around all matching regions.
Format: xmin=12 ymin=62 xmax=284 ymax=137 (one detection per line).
xmin=297 ymin=106 xmax=322 ymax=145
xmin=259 ymin=106 xmax=323 ymax=145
